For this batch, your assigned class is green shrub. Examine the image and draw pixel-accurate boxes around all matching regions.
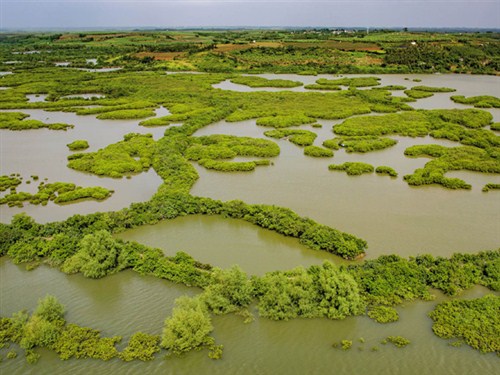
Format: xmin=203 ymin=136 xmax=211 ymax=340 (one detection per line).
xmin=256 ymin=114 xmax=316 ymax=128
xmin=375 ymin=166 xmax=398 ymax=177
xmin=368 ymin=306 xmax=399 ymax=323
xmin=96 ymin=109 xmax=156 ymax=120
xmin=429 ymin=295 xmax=499 ymax=354
xmin=230 ymin=76 xmax=302 ymax=88
xmin=0 ymin=175 xmax=21 ymax=192
xmin=328 ymin=136 xmax=397 ymax=153
xmin=412 ymin=86 xmax=456 ymax=92
xmin=303 ymin=145 xmax=333 ymax=157
xmin=451 ymin=95 xmax=500 ymax=108
xmin=68 ymin=133 xmax=155 ymax=178
xmin=482 ymin=183 xmax=500 ymax=192
xmin=161 ymin=296 xmax=214 ymax=355
xmin=386 ymin=336 xmax=410 ymax=348
xmin=265 ymin=129 xmax=317 ymax=146
xmin=67 ymin=140 xmax=89 ymax=151
xmin=328 ymin=162 xmax=374 ymax=176
xmin=120 ymin=332 xmax=160 ymax=361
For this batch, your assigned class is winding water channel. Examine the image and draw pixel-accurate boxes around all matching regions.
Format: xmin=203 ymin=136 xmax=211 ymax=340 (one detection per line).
xmin=0 ymin=74 xmax=499 ymax=374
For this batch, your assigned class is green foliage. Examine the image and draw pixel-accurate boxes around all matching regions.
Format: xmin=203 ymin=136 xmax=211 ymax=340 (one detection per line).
xmin=54 ymin=186 xmax=113 ymax=203
xmin=491 ymin=123 xmax=500 ymax=131
xmin=375 ymin=166 xmax=398 ymax=177
xmin=411 ymin=85 xmax=456 ymax=93
xmin=348 ymin=255 xmax=432 ymax=306
xmin=52 ymin=324 xmax=121 ymax=361
xmin=482 ymin=183 xmax=500 ymax=192
xmin=315 ymin=77 xmax=381 ymax=88
xmin=256 ymin=114 xmax=316 ymax=128
xmin=161 ymin=296 xmax=214 ymax=355
xmin=0 ymin=112 xmax=73 ymax=131
xmin=208 ymin=344 xmax=224 ymax=360
xmin=264 ymin=129 xmax=317 ymax=146
xmin=0 ymin=181 xmax=113 ymax=207
xmin=68 ymin=133 xmax=155 ymax=178
xmin=326 ymin=136 xmax=398 ymax=153
xmin=385 ymin=336 xmax=410 ymax=348
xmin=198 ymin=159 xmax=269 ymax=172
xmin=451 ymin=95 xmax=500 ymax=108
xmin=120 ymin=332 xmax=160 ymax=361
xmin=66 ymin=140 xmax=89 ymax=151
xmin=303 ymin=145 xmax=333 ymax=157
xmin=96 ymin=109 xmax=156 ymax=120
xmin=329 ymin=162 xmax=374 ymax=176
xmin=0 ymin=175 xmax=21 ymax=191
xmin=186 ymin=134 xmax=279 ymax=172
xmin=403 ymin=145 xmax=500 ymax=190
xmin=341 ymin=340 xmax=353 ymax=350
xmin=62 ymin=230 xmax=123 ymax=278
xmin=202 ymin=266 xmax=253 ymax=314
xmin=367 ymin=306 xmax=399 ymax=323
xmin=256 ymin=262 xmax=365 ymax=320
xmin=334 ymin=109 xmax=494 ymax=138
xmin=429 ymin=295 xmax=500 ymax=354
xmin=230 ymin=76 xmax=302 ymax=88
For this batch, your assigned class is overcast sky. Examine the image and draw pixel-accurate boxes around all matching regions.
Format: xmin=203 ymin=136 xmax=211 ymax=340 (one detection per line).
xmin=1 ymin=0 xmax=498 ymax=30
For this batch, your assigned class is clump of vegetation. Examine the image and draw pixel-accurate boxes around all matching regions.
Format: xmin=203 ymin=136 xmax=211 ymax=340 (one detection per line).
xmin=0 ymin=175 xmax=21 ymax=191
xmin=341 ymin=340 xmax=353 ymax=350
xmin=198 ymin=159 xmax=270 ymax=172
xmin=230 ymin=76 xmax=303 ymax=88
xmin=334 ymin=109 xmax=493 ymax=138
xmin=303 ymin=145 xmax=333 ymax=157
xmin=0 ymin=112 xmax=73 ymax=131
xmin=328 ymin=162 xmax=374 ymax=176
xmin=315 ymin=77 xmax=381 ymax=88
xmin=375 ymin=166 xmax=398 ymax=177
xmin=186 ymin=134 xmax=279 ymax=172
xmin=491 ymin=123 xmax=500 ymax=131
xmin=404 ymin=89 xmax=434 ymax=99
xmin=403 ymin=144 xmax=500 ymax=190
xmin=482 ymin=183 xmax=500 ymax=192
xmin=256 ymin=262 xmax=365 ymax=321
xmin=412 ymin=86 xmax=456 ymax=93
xmin=256 ymin=114 xmax=316 ymax=128
xmin=0 ymin=182 xmax=113 ymax=207
xmin=161 ymin=296 xmax=216 ymax=356
xmin=368 ymin=306 xmax=399 ymax=323
xmin=96 ymin=109 xmax=156 ymax=120
xmin=66 ymin=140 xmax=89 ymax=151
xmin=324 ymin=136 xmax=398 ymax=153
xmin=120 ymin=332 xmax=160 ymax=362
xmin=68 ymin=133 xmax=155 ymax=178
xmin=428 ymin=295 xmax=499 ymax=355
xmin=202 ymin=266 xmax=253 ymax=314
xmin=0 ymin=295 xmax=121 ymax=363
xmin=451 ymin=95 xmax=500 ymax=108
xmin=385 ymin=336 xmax=410 ymax=348
xmin=264 ymin=129 xmax=317 ymax=146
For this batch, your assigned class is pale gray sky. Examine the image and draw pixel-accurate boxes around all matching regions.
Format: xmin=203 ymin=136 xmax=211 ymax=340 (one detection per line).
xmin=1 ymin=0 xmax=498 ymax=30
